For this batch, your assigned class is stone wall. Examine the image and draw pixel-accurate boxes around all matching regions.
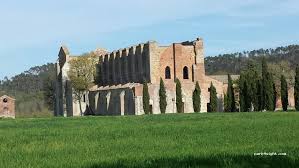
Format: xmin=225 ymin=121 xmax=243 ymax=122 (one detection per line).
xmin=55 ymin=38 xmax=226 ymax=117
xmin=98 ymin=43 xmax=151 ymax=86
xmin=0 ymin=95 xmax=15 ymax=118
xmin=89 ymin=87 xmax=135 ymax=116
xmin=55 ymin=46 xmax=88 ymax=117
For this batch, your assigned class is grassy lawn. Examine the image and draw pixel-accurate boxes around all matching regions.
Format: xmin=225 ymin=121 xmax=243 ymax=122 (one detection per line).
xmin=0 ymin=112 xmax=299 ymax=168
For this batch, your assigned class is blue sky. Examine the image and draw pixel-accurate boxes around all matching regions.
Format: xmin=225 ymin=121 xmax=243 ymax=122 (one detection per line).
xmin=1 ymin=0 xmax=299 ymax=79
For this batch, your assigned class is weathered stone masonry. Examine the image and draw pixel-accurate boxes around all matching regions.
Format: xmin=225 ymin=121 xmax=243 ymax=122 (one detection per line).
xmin=55 ymin=38 xmax=226 ymax=116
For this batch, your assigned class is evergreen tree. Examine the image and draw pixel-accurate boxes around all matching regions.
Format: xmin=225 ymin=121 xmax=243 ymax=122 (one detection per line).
xmin=159 ymin=78 xmax=167 ymax=114
xmin=176 ymin=78 xmax=184 ymax=113
xmin=227 ymin=74 xmax=236 ymax=112
xmin=295 ymin=66 xmax=299 ymax=111
xmin=262 ymin=58 xmax=275 ymax=111
xmin=239 ymin=74 xmax=248 ymax=112
xmin=239 ymin=61 xmax=259 ymax=112
xmin=239 ymin=76 xmax=251 ymax=112
xmin=280 ymin=75 xmax=288 ymax=111
xmin=192 ymin=81 xmax=201 ymax=112
xmin=256 ymin=79 xmax=263 ymax=111
xmin=143 ymin=82 xmax=150 ymax=114
xmin=224 ymin=93 xmax=228 ymax=112
xmin=209 ymin=82 xmax=217 ymax=112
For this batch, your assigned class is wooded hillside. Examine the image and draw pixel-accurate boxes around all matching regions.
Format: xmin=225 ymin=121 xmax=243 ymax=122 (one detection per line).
xmin=0 ymin=63 xmax=55 ymax=117
xmin=205 ymin=45 xmax=299 ymax=76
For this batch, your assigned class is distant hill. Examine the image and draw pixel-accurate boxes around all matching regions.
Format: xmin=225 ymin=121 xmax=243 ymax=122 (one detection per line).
xmin=0 ymin=63 xmax=55 ymax=117
xmin=205 ymin=45 xmax=299 ymax=75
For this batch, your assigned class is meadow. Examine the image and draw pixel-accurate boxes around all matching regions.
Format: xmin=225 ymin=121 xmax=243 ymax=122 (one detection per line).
xmin=0 ymin=112 xmax=299 ymax=168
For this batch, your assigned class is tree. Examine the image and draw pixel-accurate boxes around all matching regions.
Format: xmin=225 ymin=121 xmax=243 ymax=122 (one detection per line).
xmin=239 ymin=75 xmax=251 ymax=112
xmin=143 ymin=82 xmax=150 ymax=114
xmin=238 ymin=61 xmax=260 ymax=112
xmin=193 ymin=81 xmax=201 ymax=112
xmin=256 ymin=79 xmax=263 ymax=111
xmin=295 ymin=66 xmax=299 ymax=111
xmin=159 ymin=78 xmax=167 ymax=114
xmin=176 ymin=78 xmax=183 ymax=113
xmin=224 ymin=93 xmax=229 ymax=112
xmin=209 ymin=82 xmax=217 ymax=112
xmin=280 ymin=75 xmax=288 ymax=111
xmin=226 ymin=74 xmax=236 ymax=112
xmin=68 ymin=55 xmax=97 ymax=116
xmin=43 ymin=75 xmax=55 ymax=111
xmin=262 ymin=58 xmax=275 ymax=111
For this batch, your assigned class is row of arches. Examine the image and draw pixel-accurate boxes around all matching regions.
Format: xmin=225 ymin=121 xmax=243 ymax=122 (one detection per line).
xmin=165 ymin=66 xmax=190 ymax=80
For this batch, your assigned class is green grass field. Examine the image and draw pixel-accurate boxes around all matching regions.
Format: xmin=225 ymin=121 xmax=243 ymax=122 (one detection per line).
xmin=0 ymin=112 xmax=299 ymax=168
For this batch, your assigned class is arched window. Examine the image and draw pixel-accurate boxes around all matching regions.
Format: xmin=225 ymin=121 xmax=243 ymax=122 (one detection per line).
xmin=165 ymin=66 xmax=171 ymax=79
xmin=183 ymin=66 xmax=189 ymax=79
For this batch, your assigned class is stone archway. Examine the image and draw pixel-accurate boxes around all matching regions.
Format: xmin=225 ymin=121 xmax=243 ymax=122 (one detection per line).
xmin=3 ymin=107 xmax=9 ymax=115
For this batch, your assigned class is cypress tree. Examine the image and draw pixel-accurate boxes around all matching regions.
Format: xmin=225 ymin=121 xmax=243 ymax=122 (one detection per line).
xmin=239 ymin=61 xmax=259 ymax=112
xmin=159 ymin=78 xmax=167 ymax=114
xmin=142 ymin=82 xmax=150 ymax=114
xmin=256 ymin=79 xmax=263 ymax=111
xmin=241 ymin=80 xmax=251 ymax=112
xmin=262 ymin=58 xmax=275 ymax=111
xmin=224 ymin=93 xmax=228 ymax=112
xmin=239 ymin=74 xmax=250 ymax=112
xmin=176 ymin=78 xmax=184 ymax=113
xmin=280 ymin=75 xmax=288 ymax=111
xmin=193 ymin=81 xmax=201 ymax=112
xmin=295 ymin=66 xmax=299 ymax=111
xmin=209 ymin=82 xmax=217 ymax=112
xmin=227 ymin=74 xmax=236 ymax=112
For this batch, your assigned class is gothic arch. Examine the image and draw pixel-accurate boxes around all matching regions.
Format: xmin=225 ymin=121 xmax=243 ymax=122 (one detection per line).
xmin=165 ymin=66 xmax=171 ymax=79
xmin=183 ymin=66 xmax=189 ymax=79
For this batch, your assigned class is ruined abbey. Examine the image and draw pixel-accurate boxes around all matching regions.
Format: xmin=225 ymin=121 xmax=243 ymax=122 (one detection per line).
xmin=55 ymin=38 xmax=227 ymax=117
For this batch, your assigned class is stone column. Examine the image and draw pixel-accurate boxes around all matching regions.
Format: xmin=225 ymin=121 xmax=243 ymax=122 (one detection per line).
xmin=193 ymin=38 xmax=205 ymax=82
xmin=122 ymin=49 xmax=129 ymax=84
xmin=127 ymin=48 xmax=132 ymax=82
xmin=102 ymin=55 xmax=107 ymax=86
xmin=120 ymin=91 xmax=125 ymax=116
xmin=148 ymin=41 xmax=159 ymax=84
xmin=129 ymin=46 xmax=136 ymax=83
xmin=99 ymin=57 xmax=105 ymax=86
xmin=136 ymin=44 xmax=144 ymax=83
xmin=142 ymin=43 xmax=150 ymax=82
xmin=106 ymin=54 xmax=111 ymax=86
xmin=109 ymin=52 xmax=116 ymax=85
xmin=115 ymin=51 xmax=121 ymax=85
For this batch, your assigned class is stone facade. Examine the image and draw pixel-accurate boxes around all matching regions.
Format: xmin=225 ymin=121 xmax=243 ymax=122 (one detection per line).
xmin=55 ymin=38 xmax=226 ymax=116
xmin=54 ymin=47 xmax=108 ymax=117
xmin=0 ymin=95 xmax=15 ymax=118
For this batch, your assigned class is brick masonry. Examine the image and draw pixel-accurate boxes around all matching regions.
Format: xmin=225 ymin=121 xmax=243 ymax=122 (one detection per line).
xmin=0 ymin=95 xmax=15 ymax=118
xmin=55 ymin=38 xmax=226 ymax=116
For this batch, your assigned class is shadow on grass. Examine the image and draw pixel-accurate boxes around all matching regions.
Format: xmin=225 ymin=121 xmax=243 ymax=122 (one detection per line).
xmin=84 ymin=155 xmax=298 ymax=168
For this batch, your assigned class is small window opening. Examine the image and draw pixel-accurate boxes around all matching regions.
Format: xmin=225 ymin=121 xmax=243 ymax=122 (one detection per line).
xmin=165 ymin=66 xmax=171 ymax=79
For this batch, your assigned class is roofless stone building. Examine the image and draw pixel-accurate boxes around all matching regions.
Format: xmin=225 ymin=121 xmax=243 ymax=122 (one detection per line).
xmin=55 ymin=38 xmax=226 ymax=117
xmin=0 ymin=95 xmax=15 ymax=118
